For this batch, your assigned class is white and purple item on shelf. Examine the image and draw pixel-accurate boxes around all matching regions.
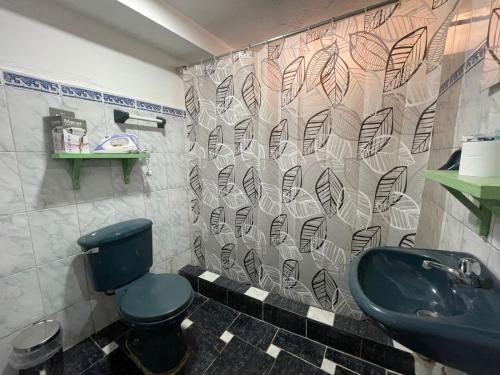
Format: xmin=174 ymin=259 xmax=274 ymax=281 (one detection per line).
xmin=94 ymin=133 xmax=139 ymax=153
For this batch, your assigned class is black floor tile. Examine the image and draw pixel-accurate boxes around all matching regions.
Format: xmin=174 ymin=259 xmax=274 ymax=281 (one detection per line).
xmin=228 ymin=313 xmax=277 ymax=351
xmin=178 ymin=265 xmax=203 ymax=292
xmin=189 ymin=299 xmax=239 ymax=336
xmin=205 ymin=336 xmax=274 ymax=375
xmin=307 ymin=319 xmax=362 ymax=357
xmin=264 ymin=303 xmax=306 ymax=336
xmin=264 ymin=293 xmax=308 ymax=316
xmin=215 ymin=275 xmax=250 ymax=293
xmin=199 ymin=278 xmax=227 ymax=304
xmin=186 ymin=292 xmax=207 ymax=317
xmin=361 ymin=339 xmax=415 ymax=375
xmin=334 ymin=366 xmax=357 ymax=375
xmin=82 ymin=348 xmax=142 ymax=375
xmin=269 ymin=351 xmax=327 ymax=375
xmin=273 ymin=329 xmax=325 ymax=367
xmin=325 ymin=348 xmax=385 ymax=375
xmin=60 ymin=338 xmax=104 ymax=375
xmin=334 ymin=316 xmax=392 ymax=346
xmin=91 ymin=320 xmax=129 ymax=348
xmin=182 ymin=323 xmax=226 ymax=375
xmin=228 ymin=290 xmax=263 ymax=319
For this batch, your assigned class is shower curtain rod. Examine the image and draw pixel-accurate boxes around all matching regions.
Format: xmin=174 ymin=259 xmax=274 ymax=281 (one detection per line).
xmin=183 ymin=0 xmax=399 ymax=69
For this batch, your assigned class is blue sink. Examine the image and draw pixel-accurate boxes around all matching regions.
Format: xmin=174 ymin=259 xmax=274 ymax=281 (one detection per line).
xmin=349 ymin=247 xmax=500 ymax=374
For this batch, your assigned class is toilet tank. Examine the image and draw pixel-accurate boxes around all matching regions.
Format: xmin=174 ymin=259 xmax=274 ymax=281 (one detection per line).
xmin=78 ymin=218 xmax=153 ymax=292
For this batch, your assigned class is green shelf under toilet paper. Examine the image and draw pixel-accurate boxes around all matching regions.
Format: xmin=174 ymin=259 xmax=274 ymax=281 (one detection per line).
xmin=51 ymin=152 xmax=149 ymax=190
xmin=424 ymin=170 xmax=500 ymax=237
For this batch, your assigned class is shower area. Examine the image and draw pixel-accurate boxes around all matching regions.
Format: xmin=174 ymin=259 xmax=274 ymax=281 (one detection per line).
xmin=183 ymin=0 xmax=456 ymax=320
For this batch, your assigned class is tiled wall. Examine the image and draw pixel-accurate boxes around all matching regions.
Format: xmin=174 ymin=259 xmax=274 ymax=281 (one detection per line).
xmin=0 ymin=69 xmax=190 ymax=370
xmin=416 ymin=0 xmax=500 ymax=279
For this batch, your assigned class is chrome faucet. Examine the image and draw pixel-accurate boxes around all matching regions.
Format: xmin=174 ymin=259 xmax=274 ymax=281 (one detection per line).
xmin=422 ymin=258 xmax=482 ymax=287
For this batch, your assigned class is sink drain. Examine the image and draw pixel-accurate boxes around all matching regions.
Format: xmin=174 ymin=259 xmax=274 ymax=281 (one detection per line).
xmin=415 ymin=309 xmax=440 ymax=318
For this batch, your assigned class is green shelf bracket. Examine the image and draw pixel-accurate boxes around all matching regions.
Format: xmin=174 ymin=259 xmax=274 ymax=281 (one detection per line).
xmin=52 ymin=152 xmax=148 ymax=190
xmin=423 ymin=170 xmax=500 ymax=238
xmin=121 ymin=158 xmax=137 ymax=185
xmin=68 ymin=159 xmax=82 ymax=190
xmin=442 ymin=186 xmax=492 ymax=237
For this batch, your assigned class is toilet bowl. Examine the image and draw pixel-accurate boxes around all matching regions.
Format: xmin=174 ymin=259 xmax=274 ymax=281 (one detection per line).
xmin=78 ymin=219 xmax=193 ymax=374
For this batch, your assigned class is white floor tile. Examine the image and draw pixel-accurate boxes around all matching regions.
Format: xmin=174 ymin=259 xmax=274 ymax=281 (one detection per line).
xmin=220 ymin=331 xmax=234 ymax=343
xmin=307 ymin=306 xmax=335 ymax=326
xmin=393 ymin=339 xmax=413 ymax=354
xmin=181 ymin=318 xmax=193 ymax=330
xmin=321 ymin=358 xmax=337 ymax=374
xmin=244 ymin=286 xmax=269 ymax=301
xmin=199 ymin=270 xmax=220 ymax=282
xmin=101 ymin=341 xmax=119 ymax=355
xmin=266 ymin=344 xmax=281 ymax=358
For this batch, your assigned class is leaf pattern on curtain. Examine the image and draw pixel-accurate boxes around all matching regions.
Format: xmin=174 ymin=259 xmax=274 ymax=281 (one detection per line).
xmin=383 ymin=27 xmax=427 ymax=92
xmin=269 ymin=119 xmax=288 ymax=159
xmin=411 ymin=100 xmax=437 ymax=154
xmin=216 ymin=75 xmax=234 ymax=114
xmin=242 ymin=72 xmax=261 ymax=116
xmin=364 ymin=3 xmax=398 ymax=32
xmin=321 ymin=51 xmax=350 ymax=105
xmin=184 ymin=1 xmax=452 ymax=320
xmin=282 ymin=56 xmax=305 ymax=106
xmin=349 ymin=32 xmax=389 ymax=71
xmin=357 ymin=108 xmax=393 ymax=159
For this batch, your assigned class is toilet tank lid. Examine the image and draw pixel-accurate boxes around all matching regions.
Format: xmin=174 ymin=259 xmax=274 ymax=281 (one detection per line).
xmin=77 ymin=218 xmax=152 ymax=250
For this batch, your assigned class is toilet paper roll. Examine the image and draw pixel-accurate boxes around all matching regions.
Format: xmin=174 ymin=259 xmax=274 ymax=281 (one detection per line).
xmin=459 ymin=139 xmax=500 ymax=177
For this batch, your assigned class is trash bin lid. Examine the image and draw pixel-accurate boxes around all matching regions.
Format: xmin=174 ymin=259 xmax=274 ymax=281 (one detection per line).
xmin=13 ymin=320 xmax=61 ymax=354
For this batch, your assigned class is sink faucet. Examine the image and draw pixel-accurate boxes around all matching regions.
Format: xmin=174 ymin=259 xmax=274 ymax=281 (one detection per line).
xmin=422 ymin=258 xmax=482 ymax=287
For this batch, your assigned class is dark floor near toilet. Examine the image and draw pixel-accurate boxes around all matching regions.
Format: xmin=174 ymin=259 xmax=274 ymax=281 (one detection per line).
xmin=40 ymin=292 xmax=412 ymax=375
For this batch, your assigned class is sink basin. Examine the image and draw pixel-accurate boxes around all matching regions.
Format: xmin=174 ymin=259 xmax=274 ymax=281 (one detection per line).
xmin=349 ymin=246 xmax=500 ymax=374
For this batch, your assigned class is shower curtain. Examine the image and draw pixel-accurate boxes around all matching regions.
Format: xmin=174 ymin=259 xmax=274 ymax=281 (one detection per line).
xmin=183 ymin=0 xmax=456 ymax=319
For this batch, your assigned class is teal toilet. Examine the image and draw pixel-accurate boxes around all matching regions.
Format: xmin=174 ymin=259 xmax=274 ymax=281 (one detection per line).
xmin=78 ymin=218 xmax=193 ymax=373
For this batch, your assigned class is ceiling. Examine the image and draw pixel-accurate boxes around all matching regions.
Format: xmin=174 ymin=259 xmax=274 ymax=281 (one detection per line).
xmin=5 ymin=0 xmax=385 ymax=66
xmin=163 ymin=0 xmax=384 ymax=50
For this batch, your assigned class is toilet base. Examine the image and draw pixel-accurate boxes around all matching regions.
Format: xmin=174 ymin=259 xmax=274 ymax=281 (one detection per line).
xmin=124 ymin=320 xmax=188 ymax=374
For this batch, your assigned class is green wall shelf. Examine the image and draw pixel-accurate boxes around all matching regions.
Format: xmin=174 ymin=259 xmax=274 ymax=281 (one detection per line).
xmin=51 ymin=152 xmax=149 ymax=190
xmin=423 ymin=170 xmax=500 ymax=237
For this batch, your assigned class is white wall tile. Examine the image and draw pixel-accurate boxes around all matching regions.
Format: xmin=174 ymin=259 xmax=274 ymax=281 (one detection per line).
xmin=47 ymin=299 xmax=93 ymax=350
xmin=138 ymin=125 xmax=167 ymax=153
xmin=487 ymin=248 xmax=500 ymax=280
xmin=89 ymin=292 xmax=119 ymax=332
xmin=168 ymin=188 xmax=189 ymax=223
xmin=174 ymin=250 xmax=193 ymax=272
xmin=27 ymin=205 xmax=81 ymax=265
xmin=17 ymin=152 xmax=75 ymax=210
xmin=6 ymin=88 xmax=61 ymax=152
xmin=0 ymin=214 xmax=34 ymax=278
xmin=145 ymin=190 xmax=169 ymax=225
xmin=143 ymin=153 xmax=168 ymax=192
xmin=38 ymin=255 xmax=89 ymax=314
xmin=74 ymin=160 xmax=113 ymax=203
xmin=0 ymin=269 xmax=44 ymax=338
xmin=0 ymin=87 xmax=14 ymax=152
xmin=168 ymin=220 xmax=190 ymax=255
xmin=77 ymin=194 xmax=145 ymax=234
xmin=439 ymin=212 xmax=464 ymax=251
xmin=165 ymin=117 xmax=187 ymax=153
xmin=0 ymin=152 xmax=25 ymax=215
xmin=166 ymin=153 xmax=188 ymax=189
xmin=111 ymin=160 xmax=144 ymax=196
xmin=461 ymin=227 xmax=493 ymax=264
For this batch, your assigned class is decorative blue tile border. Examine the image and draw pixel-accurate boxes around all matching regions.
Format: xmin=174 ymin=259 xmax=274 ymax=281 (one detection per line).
xmin=163 ymin=105 xmax=185 ymax=117
xmin=103 ymin=93 xmax=136 ymax=108
xmin=3 ymin=71 xmax=59 ymax=94
xmin=439 ymin=42 xmax=486 ymax=96
xmin=137 ymin=100 xmax=162 ymax=113
xmin=62 ymin=85 xmax=102 ymax=102
xmin=1 ymin=68 xmax=186 ymax=117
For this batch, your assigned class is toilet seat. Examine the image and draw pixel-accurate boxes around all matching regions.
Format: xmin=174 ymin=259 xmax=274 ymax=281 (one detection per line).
xmin=117 ymin=273 xmax=193 ymax=324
